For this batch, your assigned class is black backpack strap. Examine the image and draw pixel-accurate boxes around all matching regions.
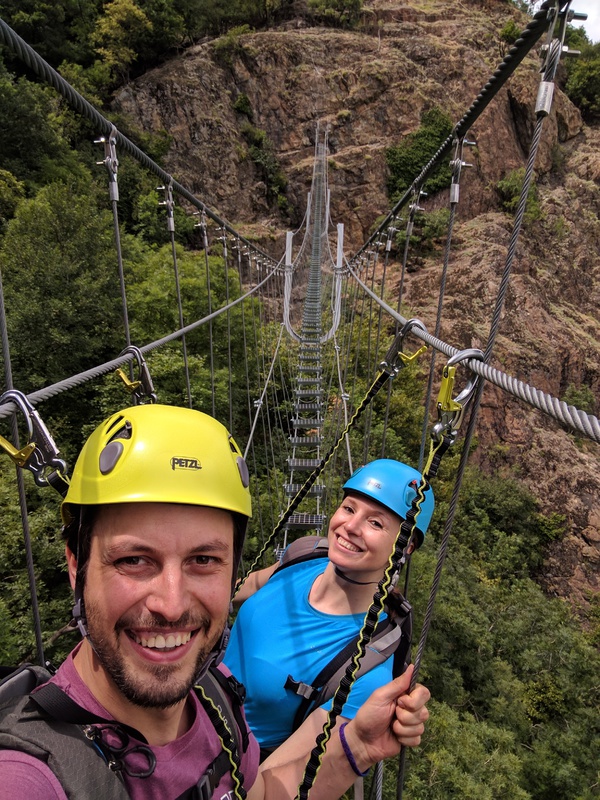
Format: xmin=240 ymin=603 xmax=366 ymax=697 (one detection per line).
xmin=197 ymin=666 xmax=249 ymax=753
xmin=173 ymin=749 xmax=234 ymax=800
xmin=0 ymin=684 xmax=130 ymax=799
xmin=183 ymin=666 xmax=250 ymax=800
xmin=285 ymin=598 xmax=413 ymax=732
xmin=274 ymin=536 xmax=329 ymax=574
xmin=31 ymin=682 xmax=149 ymax=742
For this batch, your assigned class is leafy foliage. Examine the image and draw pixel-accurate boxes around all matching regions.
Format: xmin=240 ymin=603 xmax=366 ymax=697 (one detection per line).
xmin=307 ymin=0 xmax=362 ymax=28
xmin=564 ymin=40 xmax=600 ymax=122
xmin=497 ymin=167 xmax=542 ymax=225
xmin=386 ymin=107 xmax=454 ymax=203
xmin=241 ymin=121 xmax=288 ymax=207
xmin=0 ymin=7 xmax=597 ymax=797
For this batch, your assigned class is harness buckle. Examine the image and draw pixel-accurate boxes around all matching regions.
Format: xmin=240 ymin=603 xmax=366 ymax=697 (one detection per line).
xmin=115 ymin=345 xmax=157 ymax=404
xmin=380 ymin=318 xmax=428 ymax=376
xmin=284 ymin=675 xmax=319 ymax=701
xmin=432 ymin=348 xmax=484 ymax=442
xmin=0 ymin=390 xmax=69 ymax=492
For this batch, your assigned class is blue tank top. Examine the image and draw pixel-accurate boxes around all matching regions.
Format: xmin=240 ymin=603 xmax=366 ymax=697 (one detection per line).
xmin=224 ymin=559 xmax=393 ymax=748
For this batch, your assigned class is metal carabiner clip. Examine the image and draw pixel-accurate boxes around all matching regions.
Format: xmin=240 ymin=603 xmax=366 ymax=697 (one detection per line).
xmin=380 ymin=318 xmax=429 ymax=376
xmin=115 ymin=345 xmax=157 ymax=404
xmin=432 ymin=348 xmax=485 ymax=442
xmin=0 ymin=390 xmax=69 ymax=491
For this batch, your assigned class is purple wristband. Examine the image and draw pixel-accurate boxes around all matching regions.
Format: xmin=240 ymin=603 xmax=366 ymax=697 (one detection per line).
xmin=339 ymin=722 xmax=369 ymax=777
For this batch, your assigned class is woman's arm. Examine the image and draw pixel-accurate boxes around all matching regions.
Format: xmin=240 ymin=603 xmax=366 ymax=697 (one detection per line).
xmin=233 ymin=562 xmax=279 ymax=605
xmin=248 ymin=665 xmax=430 ymax=800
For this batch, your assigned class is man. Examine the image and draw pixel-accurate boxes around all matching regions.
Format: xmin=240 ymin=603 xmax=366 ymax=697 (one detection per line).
xmin=0 ymin=404 xmax=430 ymax=799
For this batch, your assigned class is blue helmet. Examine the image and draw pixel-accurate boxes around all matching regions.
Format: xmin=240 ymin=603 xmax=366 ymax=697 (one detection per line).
xmin=342 ymin=459 xmax=434 ymax=548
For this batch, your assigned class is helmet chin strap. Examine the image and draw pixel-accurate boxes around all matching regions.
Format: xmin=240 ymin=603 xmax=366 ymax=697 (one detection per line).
xmin=193 ymin=603 xmax=232 ymax=683
xmin=334 ymin=565 xmax=380 ymax=586
xmin=72 ymin=583 xmax=89 ymax=639
xmin=334 ymin=550 xmax=409 ymax=588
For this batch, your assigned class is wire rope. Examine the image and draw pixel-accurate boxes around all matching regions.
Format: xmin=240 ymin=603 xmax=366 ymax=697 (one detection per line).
xmin=0 ymin=268 xmax=45 ymax=665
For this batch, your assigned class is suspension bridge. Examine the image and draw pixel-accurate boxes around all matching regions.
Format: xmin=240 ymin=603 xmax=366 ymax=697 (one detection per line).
xmin=0 ymin=1 xmax=598 ymax=798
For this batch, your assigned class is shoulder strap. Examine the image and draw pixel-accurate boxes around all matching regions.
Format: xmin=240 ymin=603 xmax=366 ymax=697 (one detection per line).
xmin=0 ymin=691 xmax=130 ymax=799
xmin=196 ymin=666 xmax=249 ymax=753
xmin=274 ymin=536 xmax=329 ymax=575
xmin=184 ymin=666 xmax=250 ymax=800
xmin=284 ymin=597 xmax=413 ymax=732
xmin=0 ymin=664 xmax=51 ymax=704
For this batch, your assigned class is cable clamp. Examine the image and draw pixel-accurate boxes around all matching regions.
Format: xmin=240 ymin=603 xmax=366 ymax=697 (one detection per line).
xmin=95 ymin=125 xmax=119 ymax=201
xmin=157 ymin=178 xmax=175 ymax=233
xmin=380 ymin=318 xmax=428 ymax=376
xmin=0 ymin=390 xmax=69 ymax=493
xmin=432 ymin=348 xmax=484 ymax=442
xmin=115 ymin=346 xmax=157 ymax=404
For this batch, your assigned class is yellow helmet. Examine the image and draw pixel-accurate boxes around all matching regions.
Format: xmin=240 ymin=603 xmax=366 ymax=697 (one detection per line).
xmin=62 ymin=404 xmax=251 ymax=522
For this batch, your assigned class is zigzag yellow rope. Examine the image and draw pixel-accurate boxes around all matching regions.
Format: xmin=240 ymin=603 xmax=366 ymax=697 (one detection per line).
xmin=295 ymin=474 xmax=430 ymax=799
xmin=195 ymin=683 xmax=246 ymax=800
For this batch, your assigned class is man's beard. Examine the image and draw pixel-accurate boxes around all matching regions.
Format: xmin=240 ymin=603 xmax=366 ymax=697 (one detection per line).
xmin=85 ymin=600 xmax=222 ymax=709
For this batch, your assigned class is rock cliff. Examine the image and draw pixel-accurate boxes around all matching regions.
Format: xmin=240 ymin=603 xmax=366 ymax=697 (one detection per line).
xmin=113 ymin=0 xmax=599 ymax=616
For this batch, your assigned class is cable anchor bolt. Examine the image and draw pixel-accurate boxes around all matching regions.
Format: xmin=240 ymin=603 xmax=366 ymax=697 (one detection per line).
xmin=433 ymin=348 xmax=484 ymax=442
xmin=0 ymin=390 xmax=69 ymax=494
xmin=115 ymin=346 xmax=157 ymax=404
xmin=380 ymin=318 xmax=428 ymax=376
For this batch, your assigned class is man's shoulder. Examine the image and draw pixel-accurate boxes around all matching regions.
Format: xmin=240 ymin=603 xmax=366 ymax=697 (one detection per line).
xmin=0 ymin=750 xmax=68 ymax=800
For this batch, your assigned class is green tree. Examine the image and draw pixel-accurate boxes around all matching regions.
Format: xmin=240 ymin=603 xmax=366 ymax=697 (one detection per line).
xmin=91 ymin=0 xmax=153 ymax=82
xmin=497 ymin=167 xmax=542 ymax=225
xmin=386 ymin=107 xmax=454 ymax=203
xmin=307 ymin=0 xmax=362 ymax=27
xmin=564 ymin=41 xmax=600 ymax=121
xmin=0 ymin=63 xmax=87 ymax=190
xmin=0 ymin=179 xmax=125 ymax=392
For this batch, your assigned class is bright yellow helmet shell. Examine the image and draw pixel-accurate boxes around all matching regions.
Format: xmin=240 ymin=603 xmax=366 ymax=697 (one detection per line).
xmin=62 ymin=404 xmax=251 ymax=522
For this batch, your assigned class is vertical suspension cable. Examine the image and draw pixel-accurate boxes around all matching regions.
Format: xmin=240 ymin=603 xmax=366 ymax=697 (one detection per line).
xmin=397 ymin=29 xmax=565 ymax=800
xmin=96 ymin=128 xmax=132 ymax=358
xmin=0 ymin=268 xmax=45 ymax=666
xmin=417 ymin=138 xmax=471 ymax=470
xmin=160 ymin=180 xmax=192 ymax=408
xmin=199 ymin=212 xmax=216 ymax=416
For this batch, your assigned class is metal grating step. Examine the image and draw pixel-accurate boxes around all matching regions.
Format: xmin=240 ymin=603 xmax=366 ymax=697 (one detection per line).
xmin=284 ymin=484 xmax=324 ymax=497
xmin=284 ymin=514 xmax=326 ymax=530
xmin=288 ymin=458 xmax=322 ymax=469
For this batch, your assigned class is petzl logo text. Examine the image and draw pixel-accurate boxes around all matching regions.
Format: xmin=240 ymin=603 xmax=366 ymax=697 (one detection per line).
xmin=171 ymin=457 xmax=202 ymax=471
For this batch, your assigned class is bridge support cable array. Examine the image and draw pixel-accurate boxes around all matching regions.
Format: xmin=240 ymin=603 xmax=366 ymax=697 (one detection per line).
xmin=0 ymin=4 xmax=597 ymax=798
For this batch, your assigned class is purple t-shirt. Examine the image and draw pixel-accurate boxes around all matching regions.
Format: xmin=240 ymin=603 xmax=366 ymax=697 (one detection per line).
xmin=0 ymin=645 xmax=259 ymax=799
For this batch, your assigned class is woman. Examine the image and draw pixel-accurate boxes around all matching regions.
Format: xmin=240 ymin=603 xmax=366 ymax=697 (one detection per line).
xmin=224 ymin=459 xmax=435 ymax=763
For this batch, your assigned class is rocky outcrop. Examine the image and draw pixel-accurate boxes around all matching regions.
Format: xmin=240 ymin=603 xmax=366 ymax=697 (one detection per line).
xmin=113 ymin=0 xmax=599 ymax=615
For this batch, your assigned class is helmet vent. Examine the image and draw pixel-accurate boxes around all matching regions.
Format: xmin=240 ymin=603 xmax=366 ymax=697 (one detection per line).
xmin=106 ymin=421 xmax=132 ymax=443
xmin=104 ymin=415 xmax=125 ymax=435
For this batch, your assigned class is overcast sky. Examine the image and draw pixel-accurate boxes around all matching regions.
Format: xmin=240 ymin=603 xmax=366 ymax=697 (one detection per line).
xmin=533 ymin=1 xmax=600 ymax=42
xmin=571 ymin=0 xmax=599 ymax=42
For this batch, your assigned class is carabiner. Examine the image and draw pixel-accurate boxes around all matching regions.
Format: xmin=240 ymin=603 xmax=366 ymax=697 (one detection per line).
xmin=0 ymin=390 xmax=69 ymax=491
xmin=432 ymin=348 xmax=484 ymax=442
xmin=115 ymin=346 xmax=157 ymax=404
xmin=380 ymin=318 xmax=428 ymax=376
